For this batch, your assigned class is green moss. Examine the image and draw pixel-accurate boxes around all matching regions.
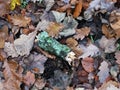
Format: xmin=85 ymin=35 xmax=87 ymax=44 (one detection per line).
xmin=37 ymin=31 xmax=71 ymax=59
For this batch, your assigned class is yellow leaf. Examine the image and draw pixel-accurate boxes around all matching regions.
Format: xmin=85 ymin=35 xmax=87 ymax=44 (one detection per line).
xmin=10 ymin=0 xmax=21 ymax=10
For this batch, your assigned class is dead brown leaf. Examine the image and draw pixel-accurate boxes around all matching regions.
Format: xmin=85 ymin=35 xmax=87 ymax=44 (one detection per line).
xmin=73 ymin=0 xmax=83 ymax=18
xmin=102 ymin=24 xmax=115 ymax=38
xmin=74 ymin=27 xmax=90 ymax=40
xmin=2 ymin=60 xmax=22 ymax=90
xmin=0 ymin=25 xmax=8 ymax=48
xmin=66 ymin=37 xmax=78 ymax=47
xmin=0 ymin=1 xmax=10 ymax=16
xmin=81 ymin=57 xmax=94 ymax=73
xmin=34 ymin=78 xmax=46 ymax=89
xmin=8 ymin=14 xmax=31 ymax=27
xmin=46 ymin=22 xmax=64 ymax=38
xmin=23 ymin=71 xmax=35 ymax=86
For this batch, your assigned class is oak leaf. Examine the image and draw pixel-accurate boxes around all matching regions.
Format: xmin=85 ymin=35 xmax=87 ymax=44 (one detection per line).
xmin=9 ymin=14 xmax=31 ymax=27
xmin=74 ymin=27 xmax=90 ymax=40
xmin=46 ymin=22 xmax=64 ymax=38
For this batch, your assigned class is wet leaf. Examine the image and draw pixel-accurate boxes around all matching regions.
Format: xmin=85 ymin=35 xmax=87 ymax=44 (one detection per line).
xmin=74 ymin=27 xmax=90 ymax=40
xmin=23 ymin=71 xmax=35 ymax=86
xmin=81 ymin=57 xmax=94 ymax=73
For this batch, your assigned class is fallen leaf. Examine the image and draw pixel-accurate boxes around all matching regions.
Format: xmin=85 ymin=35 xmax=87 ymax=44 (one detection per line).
xmin=23 ymin=71 xmax=35 ymax=86
xmin=74 ymin=27 xmax=90 ymax=40
xmin=102 ymin=24 xmax=115 ymax=38
xmin=98 ymin=81 xmax=120 ymax=90
xmin=9 ymin=14 xmax=31 ymax=27
xmin=66 ymin=37 xmax=78 ymax=47
xmin=44 ymin=0 xmax=55 ymax=11
xmin=46 ymin=22 xmax=64 ymax=38
xmin=115 ymin=51 xmax=120 ymax=64
xmin=4 ymin=31 xmax=37 ymax=57
xmin=97 ymin=61 xmax=110 ymax=83
xmin=34 ymin=78 xmax=46 ymax=89
xmin=73 ymin=0 xmax=83 ymax=18
xmin=99 ymin=36 xmax=116 ymax=53
xmin=0 ymin=1 xmax=10 ymax=16
xmin=81 ymin=57 xmax=94 ymax=73
xmin=2 ymin=60 xmax=22 ymax=90
xmin=57 ymin=4 xmax=71 ymax=12
xmin=0 ymin=25 xmax=8 ymax=48
xmin=79 ymin=44 xmax=100 ymax=59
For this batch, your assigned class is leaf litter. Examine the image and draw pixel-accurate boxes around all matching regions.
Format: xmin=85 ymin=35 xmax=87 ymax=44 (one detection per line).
xmin=0 ymin=0 xmax=120 ymax=90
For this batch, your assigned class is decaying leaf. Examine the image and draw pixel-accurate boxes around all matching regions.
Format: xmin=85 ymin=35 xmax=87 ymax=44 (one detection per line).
xmin=4 ymin=31 xmax=37 ymax=57
xmin=79 ymin=44 xmax=100 ymax=59
xmin=46 ymin=22 xmax=64 ymax=38
xmin=73 ymin=0 xmax=83 ymax=18
xmin=34 ymin=78 xmax=46 ymax=89
xmin=98 ymin=80 xmax=120 ymax=90
xmin=36 ymin=20 xmax=50 ymax=31
xmin=0 ymin=25 xmax=8 ymax=48
xmin=0 ymin=1 xmax=10 ymax=16
xmin=10 ymin=0 xmax=21 ymax=10
xmin=115 ymin=51 xmax=120 ymax=64
xmin=9 ymin=14 xmax=31 ymax=27
xmin=74 ymin=27 xmax=90 ymax=40
xmin=97 ymin=61 xmax=110 ymax=83
xmin=59 ymin=16 xmax=78 ymax=37
xmin=44 ymin=0 xmax=55 ymax=11
xmin=99 ymin=36 xmax=116 ymax=53
xmin=2 ymin=60 xmax=22 ymax=90
xmin=66 ymin=38 xmax=82 ymax=57
xmin=102 ymin=24 xmax=115 ymax=38
xmin=23 ymin=71 xmax=35 ymax=86
xmin=81 ymin=57 xmax=94 ymax=73
xmin=66 ymin=37 xmax=78 ymax=47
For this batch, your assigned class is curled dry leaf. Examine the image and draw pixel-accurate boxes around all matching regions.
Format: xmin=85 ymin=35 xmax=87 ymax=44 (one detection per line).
xmin=115 ymin=51 xmax=120 ymax=64
xmin=46 ymin=22 xmax=64 ymax=38
xmin=23 ymin=71 xmax=35 ymax=86
xmin=74 ymin=27 xmax=90 ymax=40
xmin=73 ymin=0 xmax=83 ymax=18
xmin=81 ymin=57 xmax=94 ymax=73
xmin=9 ymin=14 xmax=31 ymax=27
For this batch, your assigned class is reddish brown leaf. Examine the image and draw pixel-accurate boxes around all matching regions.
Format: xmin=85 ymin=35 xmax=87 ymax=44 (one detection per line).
xmin=23 ymin=71 xmax=35 ymax=86
xmin=73 ymin=0 xmax=83 ymax=18
xmin=81 ymin=57 xmax=94 ymax=73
